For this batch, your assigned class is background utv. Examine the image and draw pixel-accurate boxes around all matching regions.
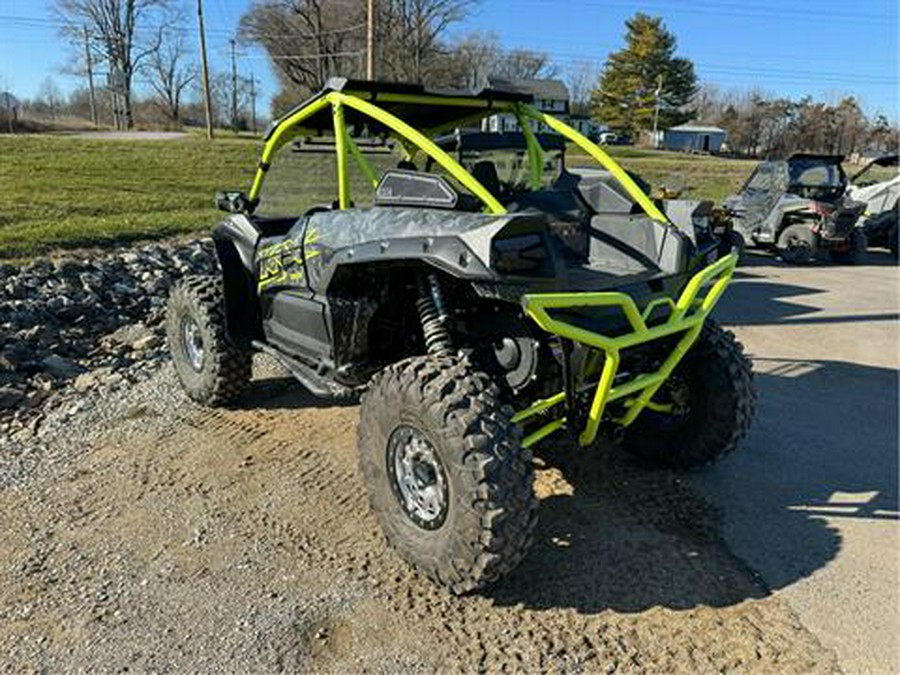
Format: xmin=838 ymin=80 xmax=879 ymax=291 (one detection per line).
xmin=166 ymin=79 xmax=756 ymax=594
xmin=725 ymin=153 xmax=866 ymax=264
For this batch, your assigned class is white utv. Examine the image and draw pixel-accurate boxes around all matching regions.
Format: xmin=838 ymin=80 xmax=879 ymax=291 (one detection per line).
xmin=847 ymin=154 xmax=898 ymax=258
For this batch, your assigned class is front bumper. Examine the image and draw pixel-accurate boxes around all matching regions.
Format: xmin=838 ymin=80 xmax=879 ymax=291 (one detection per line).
xmin=512 ymin=253 xmax=738 ymax=448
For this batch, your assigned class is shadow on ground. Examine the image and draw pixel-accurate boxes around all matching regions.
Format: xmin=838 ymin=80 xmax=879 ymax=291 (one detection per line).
xmin=739 ymin=248 xmax=898 ymax=269
xmin=722 ymin=257 xmax=899 ymax=326
xmin=490 ymin=353 xmax=896 ymax=614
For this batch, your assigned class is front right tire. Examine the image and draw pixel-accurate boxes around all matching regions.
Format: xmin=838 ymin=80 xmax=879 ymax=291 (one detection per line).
xmin=622 ymin=321 xmax=756 ymax=470
xmin=828 ymin=228 xmax=867 ymax=265
xmin=357 ymin=354 xmax=537 ymax=594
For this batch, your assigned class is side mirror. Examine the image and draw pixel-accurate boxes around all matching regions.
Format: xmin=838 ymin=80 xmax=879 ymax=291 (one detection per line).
xmin=215 ymin=190 xmax=252 ymax=213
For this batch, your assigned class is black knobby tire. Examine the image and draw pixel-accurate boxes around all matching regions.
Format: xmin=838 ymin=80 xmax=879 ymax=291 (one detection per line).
xmin=719 ymin=230 xmax=746 ymax=263
xmin=622 ymin=320 xmax=756 ymax=470
xmin=888 ymin=217 xmax=898 ymax=259
xmin=357 ymin=354 xmax=537 ymax=594
xmin=776 ymin=223 xmax=815 ymax=264
xmin=828 ymin=228 xmax=867 ymax=265
xmin=166 ymin=275 xmax=251 ymax=405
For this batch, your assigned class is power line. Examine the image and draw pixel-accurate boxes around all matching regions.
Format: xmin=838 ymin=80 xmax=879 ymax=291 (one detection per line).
xmin=0 ymin=14 xmax=367 ymax=39
xmin=517 ymin=0 xmax=893 ymax=24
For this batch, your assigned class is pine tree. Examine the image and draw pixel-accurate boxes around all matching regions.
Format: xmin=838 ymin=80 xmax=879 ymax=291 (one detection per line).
xmin=591 ymin=13 xmax=698 ymax=135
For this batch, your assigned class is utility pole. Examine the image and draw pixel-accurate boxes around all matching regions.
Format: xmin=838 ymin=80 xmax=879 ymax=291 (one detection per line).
xmin=230 ymin=38 xmax=238 ymax=134
xmin=366 ymin=0 xmax=375 ymax=80
xmin=82 ymin=25 xmax=97 ymax=125
xmin=652 ymin=74 xmax=663 ymax=148
xmin=3 ymin=93 xmax=13 ymax=134
xmin=249 ymin=72 xmax=257 ymax=135
xmin=197 ymin=0 xmax=214 ymax=139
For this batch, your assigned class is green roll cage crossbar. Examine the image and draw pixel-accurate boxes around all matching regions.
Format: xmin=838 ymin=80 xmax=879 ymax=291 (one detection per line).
xmin=246 ymin=87 xmax=737 ymax=449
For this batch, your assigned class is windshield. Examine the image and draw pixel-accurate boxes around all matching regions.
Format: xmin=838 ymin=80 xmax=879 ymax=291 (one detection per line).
xmin=788 ymin=158 xmax=844 ymax=189
xmin=428 ymin=132 xmax=567 ymax=204
xmin=742 ymin=162 xmax=785 ymax=196
xmin=457 ymin=146 xmax=564 ymax=195
xmin=854 ymin=158 xmax=899 ymax=185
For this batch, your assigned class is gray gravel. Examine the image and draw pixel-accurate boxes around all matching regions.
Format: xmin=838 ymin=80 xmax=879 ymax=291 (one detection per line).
xmin=0 ymin=240 xmax=216 ymax=451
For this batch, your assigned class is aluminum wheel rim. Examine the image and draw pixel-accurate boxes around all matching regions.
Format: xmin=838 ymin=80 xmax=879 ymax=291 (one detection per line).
xmin=387 ymin=425 xmax=449 ymax=530
xmin=180 ymin=316 xmax=205 ymax=372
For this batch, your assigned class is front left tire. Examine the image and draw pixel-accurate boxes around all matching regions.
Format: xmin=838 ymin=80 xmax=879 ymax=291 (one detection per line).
xmin=357 ymin=354 xmax=537 ymax=594
xmin=777 ymin=223 xmax=816 ymax=264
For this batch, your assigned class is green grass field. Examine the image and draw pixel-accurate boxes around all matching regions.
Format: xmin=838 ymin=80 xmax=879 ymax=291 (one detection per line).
xmin=0 ymin=135 xmax=262 ymax=259
xmin=569 ymin=148 xmax=757 ymax=202
xmin=0 ymin=134 xmax=758 ymax=259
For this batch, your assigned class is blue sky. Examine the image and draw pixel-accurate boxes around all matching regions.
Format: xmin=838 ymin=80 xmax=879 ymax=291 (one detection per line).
xmin=1 ymin=0 xmax=897 ymax=119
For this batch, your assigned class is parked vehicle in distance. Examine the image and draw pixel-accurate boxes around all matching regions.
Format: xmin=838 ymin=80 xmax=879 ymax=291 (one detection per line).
xmin=598 ymin=131 xmax=619 ymax=145
xmin=847 ymin=154 xmax=898 ymax=257
xmin=725 ymin=153 xmax=866 ymax=264
xmin=165 ymin=78 xmax=755 ymax=595
xmin=597 ymin=131 xmax=632 ymax=146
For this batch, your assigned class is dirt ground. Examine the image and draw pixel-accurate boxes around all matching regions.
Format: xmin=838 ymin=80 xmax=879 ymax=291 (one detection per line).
xmin=8 ymin=253 xmax=895 ymax=673
xmin=8 ymin=254 xmax=900 ymax=673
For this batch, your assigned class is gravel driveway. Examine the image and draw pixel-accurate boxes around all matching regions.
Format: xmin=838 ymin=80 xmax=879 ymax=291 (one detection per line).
xmin=0 ymin=357 xmax=837 ymax=672
xmin=5 ymin=249 xmax=894 ymax=672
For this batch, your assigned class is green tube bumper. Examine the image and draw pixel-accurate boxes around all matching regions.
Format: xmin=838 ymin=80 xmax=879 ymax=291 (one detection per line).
xmin=512 ymin=252 xmax=738 ymax=448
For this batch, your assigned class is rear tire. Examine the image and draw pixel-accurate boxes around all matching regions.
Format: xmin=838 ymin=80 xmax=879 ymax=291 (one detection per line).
xmin=719 ymin=230 xmax=746 ymax=263
xmin=166 ymin=276 xmax=251 ymax=405
xmin=357 ymin=354 xmax=537 ymax=594
xmin=776 ymin=223 xmax=815 ymax=264
xmin=888 ymin=219 xmax=898 ymax=259
xmin=828 ymin=228 xmax=867 ymax=265
xmin=622 ymin=321 xmax=756 ymax=470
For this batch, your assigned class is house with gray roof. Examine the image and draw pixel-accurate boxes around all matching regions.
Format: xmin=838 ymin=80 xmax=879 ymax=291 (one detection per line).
xmin=482 ymin=78 xmax=570 ymax=134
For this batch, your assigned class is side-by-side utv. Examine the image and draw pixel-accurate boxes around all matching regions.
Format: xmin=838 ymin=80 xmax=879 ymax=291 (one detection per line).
xmin=847 ymin=154 xmax=899 ymax=257
xmin=725 ymin=153 xmax=866 ymax=264
xmin=166 ymin=78 xmax=756 ymax=594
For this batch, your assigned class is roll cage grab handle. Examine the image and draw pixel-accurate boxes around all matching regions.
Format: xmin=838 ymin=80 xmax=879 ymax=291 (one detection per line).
xmin=246 ymin=90 xmax=669 ymax=224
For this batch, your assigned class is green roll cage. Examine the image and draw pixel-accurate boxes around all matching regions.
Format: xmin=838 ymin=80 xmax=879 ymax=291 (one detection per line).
xmin=247 ymin=88 xmax=667 ymax=223
xmin=247 ymin=84 xmax=737 ymax=448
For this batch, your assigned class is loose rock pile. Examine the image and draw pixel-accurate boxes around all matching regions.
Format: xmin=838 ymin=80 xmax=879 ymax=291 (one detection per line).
xmin=0 ymin=240 xmax=217 ymax=439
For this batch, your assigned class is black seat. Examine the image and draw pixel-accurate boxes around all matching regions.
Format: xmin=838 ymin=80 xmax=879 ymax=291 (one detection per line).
xmin=471 ymin=160 xmax=501 ymax=199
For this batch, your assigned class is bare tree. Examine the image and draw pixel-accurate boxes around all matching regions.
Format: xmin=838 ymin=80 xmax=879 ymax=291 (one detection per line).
xmin=377 ymin=0 xmax=475 ymax=84
xmin=491 ymin=48 xmax=558 ymax=81
xmin=54 ymin=0 xmax=168 ymax=129
xmin=144 ymin=27 xmax=195 ymax=122
xmin=203 ymin=71 xmax=254 ymax=129
xmin=240 ymin=0 xmax=366 ymax=97
xmin=449 ymin=30 xmax=500 ymax=90
xmin=565 ymin=60 xmax=599 ymax=116
xmin=36 ymin=77 xmax=65 ymax=119
xmin=241 ymin=0 xmax=475 ymax=109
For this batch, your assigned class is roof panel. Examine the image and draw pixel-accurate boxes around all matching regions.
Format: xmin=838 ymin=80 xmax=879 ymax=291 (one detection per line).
xmin=268 ymin=78 xmax=535 ymax=141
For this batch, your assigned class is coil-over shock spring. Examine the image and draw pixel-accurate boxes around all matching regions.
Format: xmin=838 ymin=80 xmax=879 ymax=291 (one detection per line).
xmin=416 ymin=272 xmax=452 ymax=355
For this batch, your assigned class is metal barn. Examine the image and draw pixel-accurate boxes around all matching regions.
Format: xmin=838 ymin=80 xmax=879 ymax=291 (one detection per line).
xmin=661 ymin=124 xmax=727 ymax=153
